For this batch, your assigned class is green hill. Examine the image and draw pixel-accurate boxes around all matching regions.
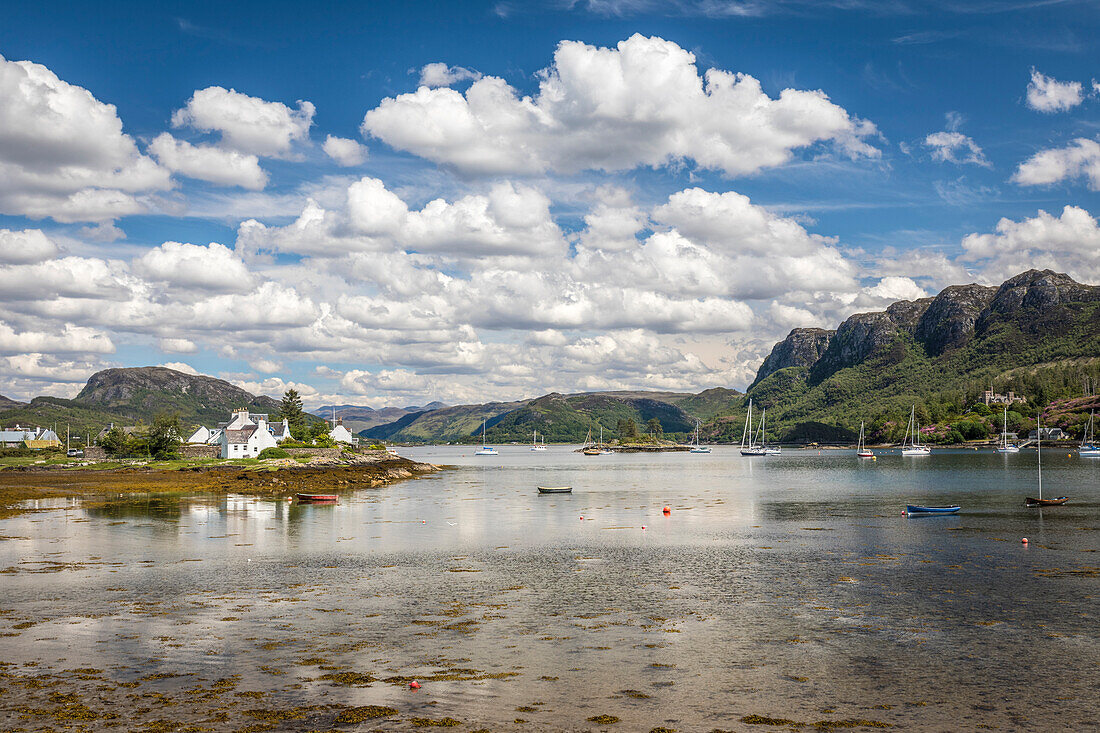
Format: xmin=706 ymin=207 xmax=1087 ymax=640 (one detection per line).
xmin=724 ymin=269 xmax=1100 ymax=444
xmin=363 ymin=387 xmax=742 ymax=443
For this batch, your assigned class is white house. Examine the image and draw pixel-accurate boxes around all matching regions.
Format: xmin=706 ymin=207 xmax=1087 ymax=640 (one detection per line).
xmin=219 ymin=408 xmax=279 ymax=458
xmin=186 ymin=410 xmax=293 ymax=457
xmin=328 ymin=418 xmax=359 ymax=445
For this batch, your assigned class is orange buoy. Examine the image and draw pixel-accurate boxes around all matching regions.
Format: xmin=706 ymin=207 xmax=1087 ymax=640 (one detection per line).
xmin=641 ymin=525 xmax=647 ymax=530
xmin=662 ymin=506 xmax=671 ymax=514
xmin=409 ymin=680 xmax=420 ymax=690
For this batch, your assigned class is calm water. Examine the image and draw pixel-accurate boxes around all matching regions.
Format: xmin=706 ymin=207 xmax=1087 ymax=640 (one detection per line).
xmin=2 ymin=447 xmax=1098 ymax=731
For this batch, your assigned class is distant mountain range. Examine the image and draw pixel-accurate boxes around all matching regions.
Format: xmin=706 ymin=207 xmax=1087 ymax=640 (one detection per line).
xmin=362 ymin=388 xmax=743 ymax=443
xmin=310 ymin=402 xmax=449 ymax=433
xmin=2 ymin=270 xmax=1097 ymax=446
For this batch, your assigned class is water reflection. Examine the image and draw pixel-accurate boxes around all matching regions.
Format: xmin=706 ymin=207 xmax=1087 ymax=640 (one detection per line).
xmin=0 ymin=446 xmax=1096 ymax=730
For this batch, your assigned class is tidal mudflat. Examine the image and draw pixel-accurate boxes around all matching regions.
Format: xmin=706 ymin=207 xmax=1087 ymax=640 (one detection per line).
xmin=1 ymin=447 xmax=1097 ymax=731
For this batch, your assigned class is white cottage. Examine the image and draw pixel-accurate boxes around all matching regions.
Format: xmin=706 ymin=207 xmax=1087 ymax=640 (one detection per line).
xmin=219 ymin=408 xmax=279 ymax=458
xmin=328 ymin=418 xmax=359 ymax=445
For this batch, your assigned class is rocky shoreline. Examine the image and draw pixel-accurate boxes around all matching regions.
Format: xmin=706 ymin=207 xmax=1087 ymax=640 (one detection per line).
xmin=0 ymin=455 xmax=439 ymax=519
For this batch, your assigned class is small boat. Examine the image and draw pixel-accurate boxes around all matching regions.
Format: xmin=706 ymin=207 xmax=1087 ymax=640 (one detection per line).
xmin=597 ymin=426 xmax=613 ymax=454
xmin=474 ymin=419 xmax=498 ymax=456
xmin=857 ymin=420 xmax=874 ymax=459
xmin=1079 ymin=411 xmax=1100 ymax=456
xmin=581 ymin=428 xmax=601 ymax=456
xmin=537 ymin=486 xmax=573 ymax=494
xmin=688 ymin=420 xmax=711 ymax=453
xmin=386 ymin=446 xmax=399 ymax=456
xmin=530 ymin=430 xmax=548 ymax=451
xmin=901 ymin=406 xmax=931 ymax=456
xmin=906 ymin=505 xmax=960 ymax=514
xmin=297 ymin=493 xmax=338 ymax=503
xmin=1026 ymin=415 xmax=1067 ymax=507
xmin=1025 ymin=496 xmax=1069 ymax=506
xmin=995 ymin=407 xmax=1020 ymax=453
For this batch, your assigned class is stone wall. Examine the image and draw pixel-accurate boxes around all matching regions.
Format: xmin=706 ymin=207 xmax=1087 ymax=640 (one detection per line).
xmin=284 ymin=447 xmax=343 ymax=460
xmin=179 ymin=444 xmax=220 ymax=459
xmin=83 ymin=446 xmax=107 ymax=462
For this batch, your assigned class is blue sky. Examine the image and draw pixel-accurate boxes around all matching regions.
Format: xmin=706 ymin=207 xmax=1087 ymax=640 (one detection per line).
xmin=1 ymin=0 xmax=1098 ymax=407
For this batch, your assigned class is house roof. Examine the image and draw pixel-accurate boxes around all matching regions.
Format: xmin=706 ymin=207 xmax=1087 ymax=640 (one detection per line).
xmin=0 ymin=430 xmax=29 ymax=442
xmin=224 ymin=426 xmax=257 ymax=444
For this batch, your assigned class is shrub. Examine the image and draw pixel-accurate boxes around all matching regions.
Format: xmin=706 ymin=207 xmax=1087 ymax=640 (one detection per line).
xmin=258 ymin=447 xmax=290 ymax=460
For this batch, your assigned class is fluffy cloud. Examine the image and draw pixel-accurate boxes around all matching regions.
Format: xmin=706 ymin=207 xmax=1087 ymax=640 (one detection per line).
xmin=158 ymin=338 xmax=198 ymax=354
xmin=172 ymin=86 xmax=315 ymax=157
xmin=0 ymin=228 xmax=59 ymax=264
xmin=924 ymin=131 xmax=989 ymax=166
xmin=1012 ymin=138 xmax=1100 ymax=190
xmin=322 ymin=135 xmax=367 ymax=166
xmin=135 ymin=241 xmax=256 ymax=292
xmin=363 ymin=34 xmax=878 ymax=176
xmin=1025 ymin=69 xmax=1083 ymax=113
xmin=961 ymin=205 xmax=1100 ymax=283
xmin=158 ymin=361 xmax=198 ymax=374
xmin=148 ymin=133 xmax=267 ymax=189
xmin=0 ymin=322 xmax=114 ymax=355
xmin=419 ymin=63 xmax=482 ymax=87
xmin=0 ymin=54 xmax=170 ymax=222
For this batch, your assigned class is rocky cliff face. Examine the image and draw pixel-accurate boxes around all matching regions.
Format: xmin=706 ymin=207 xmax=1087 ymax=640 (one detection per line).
xmin=915 ymin=284 xmax=997 ymax=355
xmin=0 ymin=394 xmax=25 ymax=410
xmin=754 ymin=269 xmax=1099 ymax=390
xmin=752 ymin=328 xmax=835 ymax=386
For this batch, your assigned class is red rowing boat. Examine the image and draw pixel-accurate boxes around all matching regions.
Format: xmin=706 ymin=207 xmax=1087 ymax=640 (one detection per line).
xmin=297 ymin=493 xmax=338 ymax=503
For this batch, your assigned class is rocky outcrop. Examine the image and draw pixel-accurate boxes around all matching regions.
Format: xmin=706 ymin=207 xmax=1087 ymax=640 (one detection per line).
xmin=752 ymin=328 xmax=834 ymax=386
xmin=980 ymin=269 xmax=1100 ymax=331
xmin=810 ymin=311 xmax=902 ymax=381
xmin=915 ymin=284 xmax=997 ymax=355
xmin=885 ymin=297 xmax=933 ymax=334
xmin=75 ymin=367 xmax=279 ymax=424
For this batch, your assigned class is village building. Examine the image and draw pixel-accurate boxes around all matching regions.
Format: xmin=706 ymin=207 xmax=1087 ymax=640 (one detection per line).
xmin=185 ymin=409 xmax=293 ymax=458
xmin=981 ymin=389 xmax=1026 ymax=407
xmin=328 ymin=418 xmax=359 ymax=445
xmin=0 ymin=425 xmax=62 ymax=449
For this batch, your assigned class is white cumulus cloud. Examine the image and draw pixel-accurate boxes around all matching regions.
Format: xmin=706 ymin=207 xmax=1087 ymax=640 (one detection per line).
xmin=149 ymin=133 xmax=267 ymax=189
xmin=418 ymin=62 xmax=483 ymax=87
xmin=363 ymin=34 xmax=878 ymax=177
xmin=1025 ymin=69 xmax=1083 ymax=113
xmin=0 ymin=228 xmax=59 ymax=264
xmin=322 ymin=135 xmax=367 ymax=166
xmin=172 ymin=86 xmax=315 ymax=157
xmin=135 ymin=241 xmax=257 ymax=292
xmin=1013 ymin=138 xmax=1100 ymax=190
xmin=961 ymin=205 xmax=1100 ymax=283
xmin=924 ymin=131 xmax=989 ymax=167
xmin=0 ymin=53 xmax=170 ymax=222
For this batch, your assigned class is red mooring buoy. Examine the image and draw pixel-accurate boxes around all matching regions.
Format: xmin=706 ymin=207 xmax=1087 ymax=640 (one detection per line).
xmin=1022 ymin=537 xmax=1029 ymax=545
xmin=409 ymin=680 xmax=420 ymax=690
xmin=663 ymin=506 xmax=671 ymax=514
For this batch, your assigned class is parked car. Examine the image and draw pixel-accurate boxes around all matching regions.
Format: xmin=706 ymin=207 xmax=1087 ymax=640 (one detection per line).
xmin=67 ymin=448 xmax=84 ymax=458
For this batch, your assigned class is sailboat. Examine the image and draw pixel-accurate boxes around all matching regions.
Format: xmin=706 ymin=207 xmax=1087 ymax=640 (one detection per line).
xmin=759 ymin=408 xmax=781 ymax=455
xmin=857 ymin=421 xmax=875 ymax=459
xmin=1026 ymin=415 xmax=1068 ymax=506
xmin=901 ymin=406 xmax=931 ymax=456
xmin=740 ymin=400 xmax=766 ymax=456
xmin=530 ymin=429 xmax=548 ymax=451
xmin=1079 ymin=411 xmax=1100 ymax=457
xmin=598 ymin=426 xmax=613 ymax=454
xmin=581 ymin=428 xmax=601 ymax=456
xmin=995 ymin=406 xmax=1020 ymax=453
xmin=689 ymin=420 xmax=711 ymax=453
xmin=474 ymin=420 xmax=498 ymax=456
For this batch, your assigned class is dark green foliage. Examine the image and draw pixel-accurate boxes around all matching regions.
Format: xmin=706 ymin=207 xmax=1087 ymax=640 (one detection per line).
xmin=278 ymin=389 xmax=306 ymax=439
xmin=97 ymin=427 xmax=128 ymax=455
xmin=645 ymin=417 xmax=663 ymax=437
xmin=147 ymin=413 xmax=181 ymax=459
xmin=258 ymin=447 xmax=290 ymax=459
xmin=617 ymin=418 xmax=638 ymax=439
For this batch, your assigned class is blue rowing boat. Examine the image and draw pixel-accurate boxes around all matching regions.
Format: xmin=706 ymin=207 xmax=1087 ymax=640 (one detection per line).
xmin=906 ymin=504 xmax=960 ymax=514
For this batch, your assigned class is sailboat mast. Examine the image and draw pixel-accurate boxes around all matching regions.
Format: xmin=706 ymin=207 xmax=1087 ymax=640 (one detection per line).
xmin=1037 ymin=415 xmax=1042 ymax=500
xmin=742 ymin=400 xmax=751 ymax=449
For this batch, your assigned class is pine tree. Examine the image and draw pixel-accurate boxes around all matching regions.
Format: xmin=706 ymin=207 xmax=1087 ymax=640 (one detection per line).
xmin=279 ymin=389 xmax=306 ymax=439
